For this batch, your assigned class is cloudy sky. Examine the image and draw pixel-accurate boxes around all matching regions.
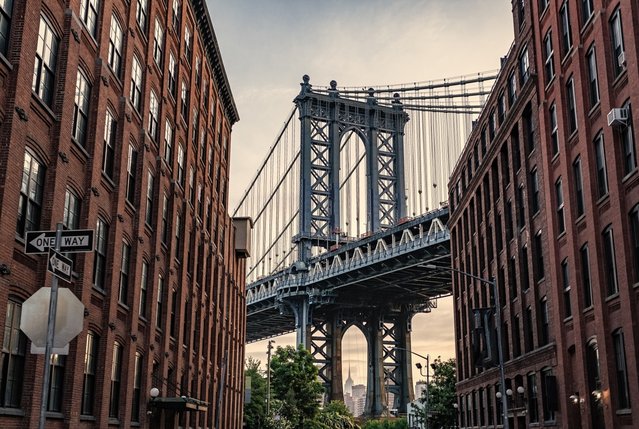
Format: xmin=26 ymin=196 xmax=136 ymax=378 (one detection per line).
xmin=207 ymin=0 xmax=514 ymax=386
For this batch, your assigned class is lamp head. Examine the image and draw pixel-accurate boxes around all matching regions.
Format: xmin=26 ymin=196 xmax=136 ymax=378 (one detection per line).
xmin=506 ymin=388 xmax=513 ymax=396
xmin=150 ymin=387 xmax=160 ymax=398
xmin=415 ymin=362 xmax=422 ymax=370
xmin=495 ymin=392 xmax=502 ymax=399
xmin=517 ymin=386 xmax=525 ymax=394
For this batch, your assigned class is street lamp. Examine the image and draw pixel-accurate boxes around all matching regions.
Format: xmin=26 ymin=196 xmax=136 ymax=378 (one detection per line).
xmin=425 ymin=264 xmax=510 ymax=429
xmin=266 ymin=340 xmax=275 ymax=415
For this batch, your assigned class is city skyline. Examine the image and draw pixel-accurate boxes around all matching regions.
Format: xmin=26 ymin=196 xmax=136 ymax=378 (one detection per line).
xmin=207 ymin=0 xmax=515 ymax=383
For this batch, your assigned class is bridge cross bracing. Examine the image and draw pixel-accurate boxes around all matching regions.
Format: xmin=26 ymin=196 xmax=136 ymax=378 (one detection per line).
xmin=234 ymin=72 xmax=497 ymax=416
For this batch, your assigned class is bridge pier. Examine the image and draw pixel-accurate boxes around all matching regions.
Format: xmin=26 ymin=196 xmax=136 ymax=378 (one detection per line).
xmin=365 ymin=312 xmax=387 ymax=417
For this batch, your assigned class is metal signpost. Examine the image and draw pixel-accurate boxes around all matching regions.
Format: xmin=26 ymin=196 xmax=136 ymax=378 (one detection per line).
xmin=21 ymin=224 xmax=94 ymax=429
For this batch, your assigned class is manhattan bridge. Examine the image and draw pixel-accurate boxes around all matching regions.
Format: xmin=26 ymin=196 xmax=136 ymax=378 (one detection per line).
xmin=233 ymin=71 xmax=497 ymax=416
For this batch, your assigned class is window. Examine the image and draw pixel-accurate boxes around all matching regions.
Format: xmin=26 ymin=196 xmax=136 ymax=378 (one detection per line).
xmin=17 ymin=149 xmax=45 ymax=236
xmin=497 ymin=92 xmax=505 ymax=123
xmin=0 ymin=0 xmax=12 ymax=55
xmin=529 ymin=169 xmax=540 ymax=215
xmin=170 ymin=288 xmax=177 ymax=337
xmin=93 ymin=218 xmax=108 ymax=289
xmin=197 ymin=183 xmax=203 ymax=219
xmin=145 ymin=170 xmax=154 ymax=226
xmin=523 ymin=106 xmax=534 ymax=153
xmin=195 ymin=56 xmax=201 ymax=86
xmin=32 ymin=16 xmax=59 ymax=106
xmin=594 ymin=133 xmax=608 ymax=197
xmin=109 ymin=343 xmax=123 ymax=418
xmin=81 ymin=332 xmax=98 ymax=415
xmin=586 ymin=340 xmax=603 ymax=428
xmin=168 ymin=52 xmax=177 ymax=97
xmin=541 ymin=368 xmax=556 ymax=421
xmin=148 ymin=90 xmax=159 ymax=140
xmin=131 ymin=352 xmax=142 ymax=422
xmin=153 ymin=17 xmax=164 ymax=66
xmin=533 ymin=231 xmax=544 ymax=281
xmin=126 ymin=143 xmax=138 ymax=205
xmin=118 ymin=241 xmax=130 ymax=304
xmin=581 ymin=0 xmax=593 ymax=25
xmin=539 ymin=0 xmax=549 ymax=15
xmin=566 ymin=76 xmax=577 ymax=134
xmin=139 ymin=261 xmax=148 ymax=318
xmin=580 ymin=244 xmax=593 ymax=308
xmin=174 ymin=212 xmax=183 ymax=259
xmin=177 ymin=144 xmax=185 ymax=186
xmin=543 ymin=30 xmax=554 ymax=85
xmin=192 ymin=108 xmax=199 ymax=147
xmin=602 ymin=226 xmax=618 ymax=296
xmin=561 ymin=259 xmax=572 ymax=318
xmin=610 ymin=8 xmax=625 ymax=77
xmin=47 ymin=354 xmax=65 ymax=412
xmin=585 ymin=46 xmax=600 ymax=107
xmin=519 ymin=46 xmax=529 ymax=85
xmin=181 ymin=80 xmax=189 ymax=120
xmin=80 ymin=0 xmax=98 ymax=37
xmin=549 ymin=103 xmax=558 ymax=155
xmin=631 ymin=205 xmax=639 ymax=284
xmin=517 ymin=184 xmax=526 ymax=229
xmin=189 ymin=166 xmax=195 ymax=205
xmin=539 ymin=298 xmax=549 ymax=346
xmin=136 ymin=0 xmax=147 ymax=32
xmin=0 ymin=300 xmax=27 ymax=408
xmin=555 ymin=178 xmax=565 ymax=234
xmin=573 ymin=157 xmax=584 ymax=217
xmin=184 ymin=25 xmax=192 ymax=62
xmin=108 ymin=15 xmax=123 ymax=76
xmin=102 ymin=109 xmax=116 ymax=179
xmin=172 ymin=0 xmax=180 ymax=29
xmin=559 ymin=2 xmax=572 ymax=57
xmin=63 ymin=189 xmax=80 ymax=230
xmin=156 ymin=274 xmax=164 ymax=328
xmin=508 ymin=71 xmax=517 ymax=106
xmin=521 ymin=245 xmax=530 ymax=292
xmin=620 ymin=101 xmax=636 ymax=175
xmin=130 ymin=56 xmax=143 ymax=112
xmin=528 ymin=373 xmax=538 ymax=423
xmin=524 ymin=306 xmax=533 ymax=352
xmin=613 ymin=330 xmax=630 ymax=409
xmin=72 ymin=69 xmax=91 ymax=146
xmin=208 ymin=144 xmax=213 ymax=178
xmin=161 ymin=193 xmax=169 ymax=244
xmin=164 ymin=119 xmax=174 ymax=166
xmin=511 ymin=127 xmax=521 ymax=171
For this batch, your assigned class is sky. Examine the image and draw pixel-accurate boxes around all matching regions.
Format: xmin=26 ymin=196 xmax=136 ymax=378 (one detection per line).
xmin=206 ymin=0 xmax=514 ymax=387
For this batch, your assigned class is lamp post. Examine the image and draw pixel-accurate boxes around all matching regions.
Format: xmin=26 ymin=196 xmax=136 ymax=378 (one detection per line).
xmin=394 ymin=347 xmax=430 ymax=429
xmin=266 ymin=340 xmax=275 ymax=415
xmin=425 ymin=264 xmax=509 ymax=429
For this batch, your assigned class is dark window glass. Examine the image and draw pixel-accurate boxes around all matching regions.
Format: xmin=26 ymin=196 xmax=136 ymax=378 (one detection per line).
xmin=17 ymin=149 xmax=46 ymax=236
xmin=630 ymin=205 xmax=639 ymax=284
xmin=559 ymin=2 xmax=572 ymax=56
xmin=602 ymin=226 xmax=618 ymax=296
xmin=72 ymin=69 xmax=91 ymax=146
xmin=81 ymin=332 xmax=99 ymax=415
xmin=93 ymin=218 xmax=108 ymax=289
xmin=102 ymin=110 xmax=117 ymax=179
xmin=139 ymin=261 xmax=148 ymax=318
xmin=549 ymin=103 xmax=558 ymax=155
xmin=156 ymin=275 xmax=164 ymax=328
xmin=107 ymin=15 xmax=123 ymax=76
xmin=0 ymin=300 xmax=26 ymax=408
xmin=594 ymin=133 xmax=608 ymax=197
xmin=529 ymin=169 xmax=540 ymax=215
xmin=32 ymin=16 xmax=59 ymax=106
xmin=533 ymin=231 xmax=544 ymax=281
xmin=586 ymin=46 xmax=600 ymax=107
xmin=561 ymin=259 xmax=572 ymax=318
xmin=620 ymin=102 xmax=636 ymax=175
xmin=543 ymin=30 xmax=554 ymax=84
xmin=80 ymin=0 xmax=99 ymax=37
xmin=566 ymin=77 xmax=577 ymax=133
xmin=541 ymin=368 xmax=556 ymax=421
xmin=613 ymin=330 xmax=630 ymax=409
xmin=555 ymin=179 xmax=565 ymax=234
xmin=109 ymin=343 xmax=122 ymax=418
xmin=118 ymin=241 xmax=130 ymax=304
xmin=131 ymin=352 xmax=142 ymax=421
xmin=539 ymin=298 xmax=549 ymax=346
xmin=0 ymin=0 xmax=12 ymax=55
xmin=580 ymin=245 xmax=593 ymax=308
xmin=145 ymin=170 xmax=154 ymax=226
xmin=528 ymin=372 xmax=539 ymax=422
xmin=126 ymin=144 xmax=138 ymax=205
xmin=610 ymin=8 xmax=625 ymax=77
xmin=47 ymin=354 xmax=66 ymax=412
xmin=573 ymin=157 xmax=584 ymax=217
xmin=581 ymin=0 xmax=593 ymax=25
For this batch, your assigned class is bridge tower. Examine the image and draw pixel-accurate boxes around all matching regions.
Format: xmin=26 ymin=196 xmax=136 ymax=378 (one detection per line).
xmin=285 ymin=75 xmax=415 ymax=416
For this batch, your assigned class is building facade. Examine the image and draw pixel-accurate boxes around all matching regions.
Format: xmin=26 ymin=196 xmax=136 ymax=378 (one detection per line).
xmin=0 ymin=0 xmax=248 ymax=428
xmin=449 ymin=1 xmax=639 ymax=428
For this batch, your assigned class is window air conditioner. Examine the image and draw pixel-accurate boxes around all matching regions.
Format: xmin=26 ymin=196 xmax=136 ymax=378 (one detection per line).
xmin=607 ymin=107 xmax=628 ymax=127
xmin=618 ymin=51 xmax=627 ymax=68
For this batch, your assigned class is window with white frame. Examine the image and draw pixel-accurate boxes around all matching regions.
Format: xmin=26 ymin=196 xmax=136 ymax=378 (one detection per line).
xmin=177 ymin=144 xmax=185 ymax=186
xmin=81 ymin=332 xmax=98 ymax=415
xmin=72 ymin=69 xmax=91 ymax=146
xmin=153 ymin=17 xmax=163 ymax=66
xmin=549 ymin=102 xmax=558 ymax=156
xmin=586 ymin=45 xmax=600 ymax=107
xmin=164 ymin=118 xmax=173 ymax=165
xmin=161 ymin=193 xmax=169 ymax=244
xmin=602 ymin=225 xmax=618 ymax=296
xmin=184 ymin=25 xmax=192 ymax=62
xmin=581 ymin=0 xmax=593 ymax=25
xmin=610 ymin=8 xmax=625 ymax=76
xmin=148 ymin=90 xmax=159 ymax=140
xmin=573 ymin=156 xmax=584 ymax=217
xmin=519 ymin=46 xmax=529 ymax=84
xmin=565 ymin=76 xmax=577 ymax=134
xmin=136 ymin=0 xmax=148 ymax=32
xmin=181 ymin=80 xmax=189 ymax=120
xmin=32 ymin=15 xmax=59 ymax=106
xmin=126 ymin=143 xmax=137 ymax=205
xmin=594 ymin=133 xmax=608 ymax=197
xmin=559 ymin=2 xmax=572 ymax=57
xmin=79 ymin=0 xmax=98 ymax=37
xmin=145 ymin=169 xmax=154 ymax=226
xmin=118 ymin=241 xmax=131 ymax=304
xmin=620 ymin=101 xmax=636 ymax=175
xmin=555 ymin=178 xmax=565 ymax=234
xmin=613 ymin=329 xmax=630 ymax=410
xmin=108 ymin=14 xmax=123 ymax=76
xmin=0 ymin=299 xmax=27 ymax=408
xmin=93 ymin=218 xmax=108 ymax=290
xmin=543 ymin=30 xmax=554 ymax=85
xmin=172 ymin=0 xmax=180 ymax=29
xmin=130 ymin=56 xmax=143 ymax=112
xmin=108 ymin=342 xmax=122 ymax=418
xmin=102 ymin=109 xmax=116 ymax=179
xmin=17 ymin=150 xmax=45 ymax=236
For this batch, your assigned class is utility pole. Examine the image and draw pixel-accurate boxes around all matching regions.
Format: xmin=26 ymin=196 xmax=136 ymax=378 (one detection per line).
xmin=266 ymin=340 xmax=275 ymax=415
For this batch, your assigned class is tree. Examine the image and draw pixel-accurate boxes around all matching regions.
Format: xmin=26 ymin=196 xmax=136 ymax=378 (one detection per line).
xmin=309 ymin=401 xmax=359 ymax=429
xmin=244 ymin=357 xmax=268 ymax=428
xmin=270 ymin=345 xmax=324 ymax=428
xmin=417 ymin=357 xmax=456 ymax=428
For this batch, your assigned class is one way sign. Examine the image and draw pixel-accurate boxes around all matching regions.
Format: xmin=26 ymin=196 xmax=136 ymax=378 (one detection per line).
xmin=48 ymin=249 xmax=72 ymax=283
xmin=25 ymin=229 xmax=94 ymax=254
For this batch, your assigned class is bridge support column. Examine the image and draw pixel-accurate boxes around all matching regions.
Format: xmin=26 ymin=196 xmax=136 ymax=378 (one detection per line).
xmin=289 ymin=297 xmax=312 ymax=348
xmin=365 ymin=312 xmax=387 ymax=417
xmin=395 ymin=310 xmax=415 ymax=414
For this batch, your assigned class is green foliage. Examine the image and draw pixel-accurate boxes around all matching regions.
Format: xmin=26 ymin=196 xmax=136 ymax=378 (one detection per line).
xmin=244 ymin=357 xmax=268 ymax=429
xmin=270 ymin=345 xmax=324 ymax=428
xmin=308 ymin=401 xmax=359 ymax=429
xmin=361 ymin=417 xmax=408 ymax=429
xmin=417 ymin=357 xmax=457 ymax=428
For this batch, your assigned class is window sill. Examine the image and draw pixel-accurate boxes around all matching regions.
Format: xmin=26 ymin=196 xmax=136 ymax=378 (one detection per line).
xmin=0 ymin=407 xmax=25 ymax=416
xmin=582 ymin=305 xmax=594 ymax=315
xmin=92 ymin=285 xmax=106 ymax=296
xmin=30 ymin=91 xmax=57 ymax=123
xmin=621 ymin=168 xmax=638 ymax=184
xmin=557 ymin=230 xmax=566 ymax=240
xmin=45 ymin=411 xmax=64 ymax=419
xmin=0 ymin=52 xmax=13 ymax=71
xmin=108 ymin=417 xmax=120 ymax=425
xmin=587 ymin=101 xmax=601 ymax=118
xmin=616 ymin=408 xmax=632 ymax=415
xmin=574 ymin=213 xmax=586 ymax=225
xmin=612 ymin=68 xmax=628 ymax=89
xmin=80 ymin=415 xmax=96 ymax=421
xmin=605 ymin=293 xmax=619 ymax=303
xmin=118 ymin=302 xmax=130 ymax=312
xmin=596 ymin=193 xmax=610 ymax=207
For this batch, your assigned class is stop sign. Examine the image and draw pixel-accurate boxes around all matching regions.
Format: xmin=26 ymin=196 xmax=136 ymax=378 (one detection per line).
xmin=20 ymin=287 xmax=85 ymax=350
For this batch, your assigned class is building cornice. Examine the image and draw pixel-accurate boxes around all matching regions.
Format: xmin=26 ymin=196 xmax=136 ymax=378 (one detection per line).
xmin=190 ymin=0 xmax=240 ymax=125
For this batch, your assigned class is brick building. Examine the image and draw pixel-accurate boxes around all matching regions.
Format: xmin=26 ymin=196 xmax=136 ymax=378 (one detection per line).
xmin=449 ymin=1 xmax=639 ymax=428
xmin=0 ymin=0 xmax=249 ymax=428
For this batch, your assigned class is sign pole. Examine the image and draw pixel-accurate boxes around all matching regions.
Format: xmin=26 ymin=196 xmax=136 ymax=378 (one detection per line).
xmin=39 ymin=223 xmax=63 ymax=429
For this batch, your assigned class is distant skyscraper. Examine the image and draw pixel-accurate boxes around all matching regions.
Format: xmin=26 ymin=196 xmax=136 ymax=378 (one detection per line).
xmin=345 ymin=366 xmax=354 ymax=396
